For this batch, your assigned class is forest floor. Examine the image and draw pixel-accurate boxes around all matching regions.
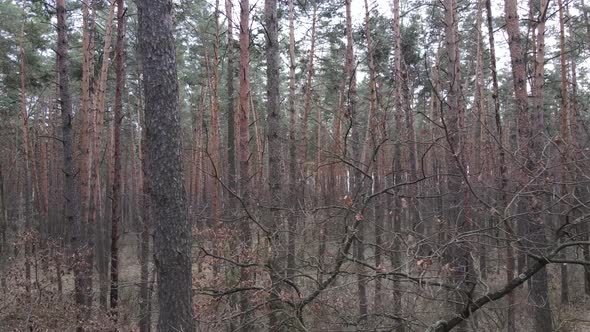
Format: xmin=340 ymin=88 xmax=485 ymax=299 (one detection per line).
xmin=3 ymin=235 xmax=590 ymax=331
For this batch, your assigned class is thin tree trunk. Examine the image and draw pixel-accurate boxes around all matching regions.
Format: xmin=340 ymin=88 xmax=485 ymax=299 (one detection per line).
xmin=18 ymin=18 xmax=32 ymax=303
xmin=225 ymin=0 xmax=236 ymax=213
xmin=137 ymin=84 xmax=151 ymax=332
xmin=558 ymin=0 xmax=570 ymax=305
xmin=443 ymin=1 xmax=471 ymax=330
xmin=110 ymin=0 xmax=125 ymax=317
xmin=391 ymin=0 xmax=405 ymax=329
xmin=82 ymin=2 xmax=115 ymax=315
xmin=361 ymin=0 xmax=379 ymax=315
xmin=250 ymin=95 xmax=264 ymax=189
xmin=529 ymin=1 xmax=553 ymax=329
xmin=0 ymin=161 xmax=6 ymax=293
xmin=474 ymin=0 xmax=487 ymax=281
xmin=225 ymin=0 xmax=238 ymax=328
xmin=286 ymin=0 xmax=298 ymax=283
xmin=79 ymin=0 xmax=95 ymax=234
xmin=343 ymin=0 xmax=365 ymax=318
xmin=485 ymin=0 xmax=513 ymax=330
xmin=210 ymin=1 xmax=222 ymax=225
xmin=238 ymin=0 xmax=252 ymax=327
xmin=98 ymin=119 xmax=112 ymax=310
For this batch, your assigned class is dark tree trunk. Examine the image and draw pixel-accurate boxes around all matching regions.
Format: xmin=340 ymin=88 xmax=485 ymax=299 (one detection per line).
xmin=56 ymin=0 xmax=83 ymax=328
xmin=137 ymin=0 xmax=195 ymax=330
xmin=265 ymin=0 xmax=287 ymax=329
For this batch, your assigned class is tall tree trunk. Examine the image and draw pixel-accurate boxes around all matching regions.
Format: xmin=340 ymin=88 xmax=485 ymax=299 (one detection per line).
xmin=443 ymin=1 xmax=471 ymax=330
xmin=265 ymin=0 xmax=287 ymax=328
xmin=343 ymin=0 xmax=365 ymax=318
xmin=137 ymin=0 xmax=195 ymax=330
xmin=225 ymin=0 xmax=236 ymax=213
xmin=238 ymin=0 xmax=253 ymax=328
xmin=583 ymin=0 xmax=590 ymax=48
xmin=391 ymin=0 xmax=405 ymax=329
xmin=225 ymin=0 xmax=238 ymax=327
xmin=210 ymin=0 xmax=222 ymax=225
xmin=361 ymin=0 xmax=379 ymax=315
xmin=557 ymin=0 xmax=570 ymax=305
xmin=110 ymin=0 xmax=125 ymax=317
xmin=98 ymin=119 xmax=112 ymax=309
xmin=77 ymin=12 xmax=95 ymax=313
xmin=0 ymin=159 xmax=6 ymax=293
xmin=137 ymin=84 xmax=152 ymax=332
xmin=83 ymin=2 xmax=115 ymax=315
xmin=19 ymin=19 xmax=32 ymax=303
xmin=79 ymin=0 xmax=95 ymax=233
xmin=299 ymin=2 xmax=318 ymax=201
xmin=504 ymin=0 xmax=553 ymax=329
xmin=56 ymin=0 xmax=84 ymax=329
xmin=568 ymin=1 xmax=590 ymax=297
xmin=474 ymin=0 xmax=487 ymax=281
xmin=286 ymin=0 xmax=298 ymax=283
xmin=485 ymin=0 xmax=513 ymax=330
xmin=529 ymin=1 xmax=553 ymax=329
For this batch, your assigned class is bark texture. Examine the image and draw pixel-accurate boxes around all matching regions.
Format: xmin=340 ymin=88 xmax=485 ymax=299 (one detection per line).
xmin=56 ymin=0 xmax=83 ymax=327
xmin=137 ymin=0 xmax=195 ymax=330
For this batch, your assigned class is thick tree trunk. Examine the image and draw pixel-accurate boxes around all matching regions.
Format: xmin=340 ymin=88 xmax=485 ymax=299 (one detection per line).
xmin=299 ymin=3 xmax=317 ymax=200
xmin=77 ymin=12 xmax=95 ymax=314
xmin=79 ymin=0 xmax=94 ymax=234
xmin=265 ymin=0 xmax=287 ymax=329
xmin=568 ymin=1 xmax=590 ymax=297
xmin=224 ymin=1 xmax=239 ymax=329
xmin=137 ymin=0 xmax=195 ymax=330
xmin=504 ymin=0 xmax=553 ymax=329
xmin=56 ymin=0 xmax=83 ymax=328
